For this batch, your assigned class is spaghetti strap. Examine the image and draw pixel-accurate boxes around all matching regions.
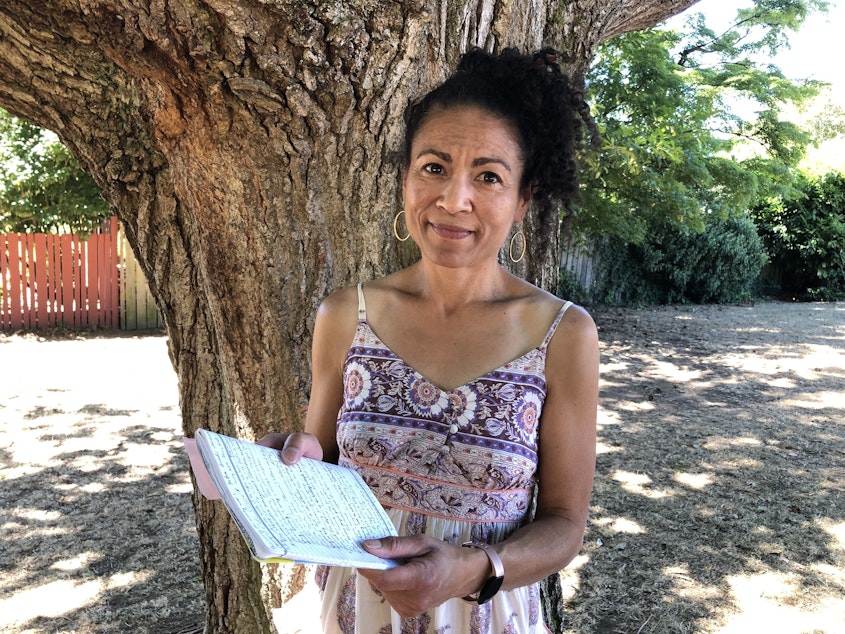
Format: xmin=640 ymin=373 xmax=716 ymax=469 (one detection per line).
xmin=356 ymin=283 xmax=367 ymax=321
xmin=540 ymin=301 xmax=572 ymax=350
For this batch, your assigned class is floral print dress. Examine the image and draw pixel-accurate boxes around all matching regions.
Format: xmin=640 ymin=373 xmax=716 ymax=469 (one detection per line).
xmin=316 ymin=284 xmax=571 ymax=634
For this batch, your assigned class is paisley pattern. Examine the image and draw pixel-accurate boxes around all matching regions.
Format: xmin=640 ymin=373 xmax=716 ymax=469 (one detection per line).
xmin=317 ymin=286 xmax=571 ymax=633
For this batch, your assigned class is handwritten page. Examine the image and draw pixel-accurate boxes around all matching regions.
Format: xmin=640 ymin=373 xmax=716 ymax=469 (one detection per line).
xmin=192 ymin=429 xmax=397 ymax=569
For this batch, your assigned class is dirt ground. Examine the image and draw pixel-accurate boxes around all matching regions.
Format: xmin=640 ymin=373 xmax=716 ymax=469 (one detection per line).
xmin=1 ymin=301 xmax=843 ymax=634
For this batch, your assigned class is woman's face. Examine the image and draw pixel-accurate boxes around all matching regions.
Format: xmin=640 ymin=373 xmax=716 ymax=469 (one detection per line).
xmin=402 ymin=105 xmax=531 ymax=270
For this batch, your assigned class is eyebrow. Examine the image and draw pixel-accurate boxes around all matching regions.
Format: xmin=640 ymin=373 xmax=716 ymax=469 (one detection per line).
xmin=415 ymin=149 xmax=513 ymax=173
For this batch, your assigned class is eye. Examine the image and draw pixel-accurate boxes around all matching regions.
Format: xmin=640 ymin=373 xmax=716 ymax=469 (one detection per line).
xmin=479 ymin=171 xmax=503 ymax=184
xmin=423 ymin=163 xmax=445 ymax=175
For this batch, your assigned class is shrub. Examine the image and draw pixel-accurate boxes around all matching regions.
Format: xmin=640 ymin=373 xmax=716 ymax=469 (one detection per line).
xmin=591 ymin=217 xmax=768 ymax=305
xmin=752 ymin=172 xmax=845 ymax=300
xmin=557 ymin=267 xmax=590 ymax=305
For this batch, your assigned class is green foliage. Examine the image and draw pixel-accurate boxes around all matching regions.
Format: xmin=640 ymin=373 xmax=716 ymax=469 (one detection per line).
xmin=556 ymin=267 xmax=590 ymax=306
xmin=575 ymin=2 xmax=829 ymax=245
xmin=752 ymin=171 xmax=845 ymax=299
xmin=0 ymin=108 xmax=108 ymax=234
xmin=800 ymin=90 xmax=845 ymax=145
xmin=571 ymin=1 xmax=833 ymax=306
xmin=591 ymin=216 xmax=769 ymax=305
xmin=677 ymin=0 xmax=828 ymax=64
xmin=577 ymin=28 xmax=730 ymax=242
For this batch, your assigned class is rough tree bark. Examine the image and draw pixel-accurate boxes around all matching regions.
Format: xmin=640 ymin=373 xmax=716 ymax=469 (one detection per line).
xmin=0 ymin=0 xmax=700 ymax=631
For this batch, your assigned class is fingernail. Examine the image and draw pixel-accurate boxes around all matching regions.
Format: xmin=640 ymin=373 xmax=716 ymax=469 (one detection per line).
xmin=281 ymin=447 xmax=298 ymax=463
xmin=363 ymin=539 xmax=382 ymax=549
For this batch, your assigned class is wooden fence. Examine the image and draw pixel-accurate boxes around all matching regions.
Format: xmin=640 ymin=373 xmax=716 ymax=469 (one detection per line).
xmin=560 ymin=234 xmax=596 ymax=292
xmin=2 ymin=218 xmax=590 ymax=331
xmin=0 ymin=217 xmax=161 ymax=331
xmin=117 ymin=228 xmax=162 ymax=330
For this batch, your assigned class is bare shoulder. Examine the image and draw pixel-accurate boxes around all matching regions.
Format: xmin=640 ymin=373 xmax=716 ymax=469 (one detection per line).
xmin=317 ymin=284 xmax=359 ymax=320
xmin=513 ymin=278 xmax=591 ymax=331
xmin=559 ymin=302 xmax=598 ymax=337
xmin=314 ymin=285 xmax=360 ymax=351
xmin=548 ymin=301 xmax=600 ymax=373
xmin=365 ymin=270 xmax=414 ymax=294
xmin=356 ymin=271 xmax=415 ymax=314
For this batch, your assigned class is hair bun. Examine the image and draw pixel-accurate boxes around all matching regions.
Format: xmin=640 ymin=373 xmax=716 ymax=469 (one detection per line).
xmin=533 ymin=49 xmax=557 ymax=67
xmin=531 ymin=48 xmax=576 ymax=72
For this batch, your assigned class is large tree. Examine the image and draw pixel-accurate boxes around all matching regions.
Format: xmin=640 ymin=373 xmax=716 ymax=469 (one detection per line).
xmin=0 ymin=1 xmax=699 ymax=631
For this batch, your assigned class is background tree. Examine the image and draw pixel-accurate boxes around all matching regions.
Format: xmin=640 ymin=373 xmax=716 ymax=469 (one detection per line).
xmin=0 ymin=108 xmax=108 ymax=233
xmin=0 ymin=1 xmax=701 ymax=631
xmin=569 ymin=0 xmax=831 ymax=305
xmin=576 ymin=0 xmax=829 ymax=244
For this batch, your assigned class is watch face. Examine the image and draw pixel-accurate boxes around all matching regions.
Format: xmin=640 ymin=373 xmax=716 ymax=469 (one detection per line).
xmin=477 ymin=575 xmax=504 ymax=605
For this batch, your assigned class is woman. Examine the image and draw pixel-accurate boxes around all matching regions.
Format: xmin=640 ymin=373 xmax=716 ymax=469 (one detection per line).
xmin=261 ymin=47 xmax=598 ymax=633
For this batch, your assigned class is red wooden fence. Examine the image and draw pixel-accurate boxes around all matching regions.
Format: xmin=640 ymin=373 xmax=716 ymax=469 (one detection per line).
xmin=0 ymin=217 xmax=120 ymax=330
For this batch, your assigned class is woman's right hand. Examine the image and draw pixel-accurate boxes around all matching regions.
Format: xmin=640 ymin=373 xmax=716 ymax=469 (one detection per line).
xmin=256 ymin=432 xmax=324 ymax=465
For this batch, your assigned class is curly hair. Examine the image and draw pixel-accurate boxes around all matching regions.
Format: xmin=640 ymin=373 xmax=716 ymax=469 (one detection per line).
xmin=404 ymin=48 xmax=586 ymax=231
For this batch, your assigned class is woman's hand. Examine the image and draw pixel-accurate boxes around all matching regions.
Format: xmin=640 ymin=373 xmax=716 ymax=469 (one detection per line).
xmin=256 ymin=432 xmax=324 ymax=465
xmin=357 ymin=535 xmax=490 ymax=618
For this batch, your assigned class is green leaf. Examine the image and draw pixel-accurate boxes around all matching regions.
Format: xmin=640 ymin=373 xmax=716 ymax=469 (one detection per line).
xmin=0 ymin=108 xmax=109 ymax=234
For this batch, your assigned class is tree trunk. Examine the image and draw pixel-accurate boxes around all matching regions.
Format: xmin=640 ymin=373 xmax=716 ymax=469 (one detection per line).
xmin=0 ymin=0 xmax=701 ymax=630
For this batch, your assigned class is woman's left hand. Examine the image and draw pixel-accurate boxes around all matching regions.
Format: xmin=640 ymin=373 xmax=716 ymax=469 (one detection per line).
xmin=358 ymin=535 xmax=488 ymax=618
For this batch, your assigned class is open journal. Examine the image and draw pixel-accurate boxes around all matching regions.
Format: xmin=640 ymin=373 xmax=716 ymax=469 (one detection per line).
xmin=185 ymin=428 xmax=397 ymax=569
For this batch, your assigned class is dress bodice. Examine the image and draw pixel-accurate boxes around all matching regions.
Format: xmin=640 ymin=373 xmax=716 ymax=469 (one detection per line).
xmin=335 ymin=285 xmax=571 ymax=523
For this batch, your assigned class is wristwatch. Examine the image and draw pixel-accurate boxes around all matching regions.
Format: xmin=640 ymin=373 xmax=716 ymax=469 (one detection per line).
xmin=461 ymin=541 xmax=504 ymax=605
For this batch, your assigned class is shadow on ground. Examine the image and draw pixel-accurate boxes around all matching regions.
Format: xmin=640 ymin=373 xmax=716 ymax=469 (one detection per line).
xmin=0 ymin=333 xmax=205 ymax=634
xmin=563 ymin=302 xmax=845 ymax=633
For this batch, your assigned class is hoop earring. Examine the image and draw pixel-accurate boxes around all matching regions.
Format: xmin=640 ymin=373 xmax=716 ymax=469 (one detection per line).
xmin=509 ymin=225 xmax=526 ymax=263
xmin=393 ymin=210 xmax=410 ymax=242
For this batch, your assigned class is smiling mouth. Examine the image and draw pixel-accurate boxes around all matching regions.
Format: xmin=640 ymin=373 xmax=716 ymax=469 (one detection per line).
xmin=431 ymin=223 xmax=473 ymax=239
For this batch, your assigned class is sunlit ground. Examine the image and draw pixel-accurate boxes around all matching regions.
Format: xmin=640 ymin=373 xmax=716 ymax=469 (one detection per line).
xmin=2 ymin=301 xmax=843 ymax=633
xmin=565 ymin=302 xmax=845 ymax=634
xmin=0 ymin=333 xmax=203 ymax=633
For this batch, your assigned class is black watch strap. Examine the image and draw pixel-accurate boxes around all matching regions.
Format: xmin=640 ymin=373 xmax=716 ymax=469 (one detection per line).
xmin=461 ymin=541 xmax=504 ymax=605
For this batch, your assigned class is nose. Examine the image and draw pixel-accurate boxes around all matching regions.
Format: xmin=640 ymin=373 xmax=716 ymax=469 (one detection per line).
xmin=437 ymin=174 xmax=473 ymax=214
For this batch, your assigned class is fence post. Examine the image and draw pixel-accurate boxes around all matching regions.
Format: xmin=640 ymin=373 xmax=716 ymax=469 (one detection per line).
xmin=116 ymin=223 xmax=161 ymax=330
